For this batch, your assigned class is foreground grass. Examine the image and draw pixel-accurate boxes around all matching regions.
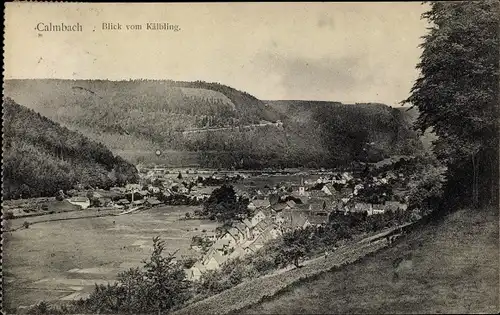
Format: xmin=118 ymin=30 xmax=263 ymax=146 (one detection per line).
xmin=239 ymin=207 xmax=499 ymax=314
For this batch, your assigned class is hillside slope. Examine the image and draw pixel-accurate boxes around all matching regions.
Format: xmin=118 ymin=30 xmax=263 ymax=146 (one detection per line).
xmin=240 ymin=207 xmax=499 ymax=314
xmin=2 ymin=98 xmax=139 ymax=199
xmin=4 ymin=80 xmax=422 ymax=168
xmin=266 ymin=101 xmax=423 ymax=165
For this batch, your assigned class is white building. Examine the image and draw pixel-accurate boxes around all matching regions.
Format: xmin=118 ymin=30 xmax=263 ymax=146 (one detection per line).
xmin=67 ymin=197 xmax=91 ymax=209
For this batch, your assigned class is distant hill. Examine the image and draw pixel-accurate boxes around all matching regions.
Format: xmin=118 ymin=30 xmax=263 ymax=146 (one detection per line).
xmin=264 ymin=100 xmax=423 ymax=166
xmin=396 ymin=105 xmax=438 ymax=152
xmin=2 ymin=97 xmax=139 ymax=199
xmin=4 ymin=79 xmax=423 ymax=169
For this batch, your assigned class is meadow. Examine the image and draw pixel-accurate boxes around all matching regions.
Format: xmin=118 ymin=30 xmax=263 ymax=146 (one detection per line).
xmin=2 ymin=205 xmax=219 ymax=310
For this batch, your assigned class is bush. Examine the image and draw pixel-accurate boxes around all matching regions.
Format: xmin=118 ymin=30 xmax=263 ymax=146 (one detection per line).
xmin=407 ymin=164 xmax=445 ymax=215
xmin=181 ymin=257 xmax=198 ymax=269
xmin=71 ymin=236 xmax=191 ymax=314
xmin=252 ymin=255 xmax=276 ymax=274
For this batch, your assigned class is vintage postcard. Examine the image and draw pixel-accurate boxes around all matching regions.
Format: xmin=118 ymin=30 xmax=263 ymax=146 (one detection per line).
xmin=2 ymin=2 xmax=498 ymax=314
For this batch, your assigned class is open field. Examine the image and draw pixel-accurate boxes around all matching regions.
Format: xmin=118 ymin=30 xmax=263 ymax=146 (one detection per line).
xmin=239 ymin=207 xmax=499 ymax=314
xmin=2 ymin=205 xmax=219 ymax=310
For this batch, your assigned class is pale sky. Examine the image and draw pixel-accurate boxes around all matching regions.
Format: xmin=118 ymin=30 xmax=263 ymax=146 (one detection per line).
xmin=5 ymin=2 xmax=429 ymax=106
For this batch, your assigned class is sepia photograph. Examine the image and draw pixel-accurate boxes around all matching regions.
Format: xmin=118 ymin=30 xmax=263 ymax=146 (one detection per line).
xmin=2 ymin=2 xmax=499 ymax=314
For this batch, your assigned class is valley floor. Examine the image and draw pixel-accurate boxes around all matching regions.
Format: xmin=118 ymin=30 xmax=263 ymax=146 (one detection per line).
xmin=2 ymin=206 xmax=218 ymax=311
xmin=239 ymin=206 xmax=499 ymax=314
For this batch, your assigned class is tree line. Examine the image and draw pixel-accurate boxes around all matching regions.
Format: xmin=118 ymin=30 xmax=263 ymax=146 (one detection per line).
xmin=402 ymin=0 xmax=499 ymax=208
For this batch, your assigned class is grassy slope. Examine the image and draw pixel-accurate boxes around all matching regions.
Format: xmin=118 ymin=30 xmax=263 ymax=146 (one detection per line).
xmin=240 ymin=207 xmax=499 ymax=314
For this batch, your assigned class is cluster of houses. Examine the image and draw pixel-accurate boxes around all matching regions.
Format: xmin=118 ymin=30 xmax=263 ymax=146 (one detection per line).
xmin=185 ymin=200 xmax=325 ymax=281
xmin=61 ymin=171 xmax=246 ymax=210
xmin=184 ymin=172 xmax=410 ymax=281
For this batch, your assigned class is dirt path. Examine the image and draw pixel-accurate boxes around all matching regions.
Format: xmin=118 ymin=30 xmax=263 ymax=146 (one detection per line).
xmin=181 ymin=122 xmax=281 ymax=135
xmin=2 ymin=208 xmax=126 ymax=232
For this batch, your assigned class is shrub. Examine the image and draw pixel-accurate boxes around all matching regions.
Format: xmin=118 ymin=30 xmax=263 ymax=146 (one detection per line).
xmin=181 ymin=257 xmax=198 ymax=269
xmin=27 ymin=301 xmax=54 ymax=315
xmin=73 ymin=236 xmax=191 ymax=314
xmin=252 ymin=255 xmax=276 ymax=274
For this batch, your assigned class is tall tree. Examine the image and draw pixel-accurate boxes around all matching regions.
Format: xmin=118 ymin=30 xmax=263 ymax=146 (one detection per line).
xmin=403 ymin=1 xmax=499 ymax=207
xmin=203 ymin=184 xmax=250 ymax=223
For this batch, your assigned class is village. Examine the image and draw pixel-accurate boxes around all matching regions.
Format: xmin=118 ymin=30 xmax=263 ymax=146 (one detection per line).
xmin=180 ymin=167 xmax=409 ymax=280
xmin=3 ymin=160 xmax=412 ymax=284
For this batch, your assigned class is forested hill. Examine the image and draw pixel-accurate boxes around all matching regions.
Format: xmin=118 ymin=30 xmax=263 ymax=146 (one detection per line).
xmin=264 ymin=100 xmax=423 ymax=166
xmin=4 ymin=79 xmax=422 ymax=168
xmin=4 ymin=79 xmax=279 ymax=131
xmin=2 ymin=98 xmax=139 ymax=199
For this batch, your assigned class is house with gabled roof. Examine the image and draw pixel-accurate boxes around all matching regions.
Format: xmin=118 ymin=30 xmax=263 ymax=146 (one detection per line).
xmin=251 ymin=210 xmax=267 ymax=227
xmin=353 ymin=202 xmax=372 ymax=213
xmin=384 ymin=201 xmax=408 ymax=211
xmin=145 ymin=197 xmax=162 ymax=207
xmin=132 ymin=199 xmax=145 ymax=206
xmin=253 ymin=226 xmax=275 ymax=246
xmin=242 ymin=218 xmax=253 ymax=229
xmin=321 ymin=183 xmax=337 ymax=196
xmin=286 ymin=200 xmax=297 ymax=209
xmin=216 ymin=235 xmax=235 ymax=250
xmin=125 ymin=183 xmax=142 ymax=191
xmin=251 ymin=219 xmax=268 ymax=238
xmin=253 ymin=199 xmax=271 ymax=209
xmin=290 ymin=212 xmax=309 ymax=229
xmin=227 ymin=227 xmax=245 ymax=244
xmin=234 ymin=222 xmax=250 ymax=240
xmin=117 ymin=198 xmax=130 ymax=205
xmin=271 ymin=202 xmax=287 ymax=212
xmin=278 ymin=210 xmax=309 ymax=231
xmin=203 ymin=251 xmax=227 ymax=271
xmin=229 ymin=246 xmax=246 ymax=260
xmin=186 ymin=262 xmax=206 ymax=281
